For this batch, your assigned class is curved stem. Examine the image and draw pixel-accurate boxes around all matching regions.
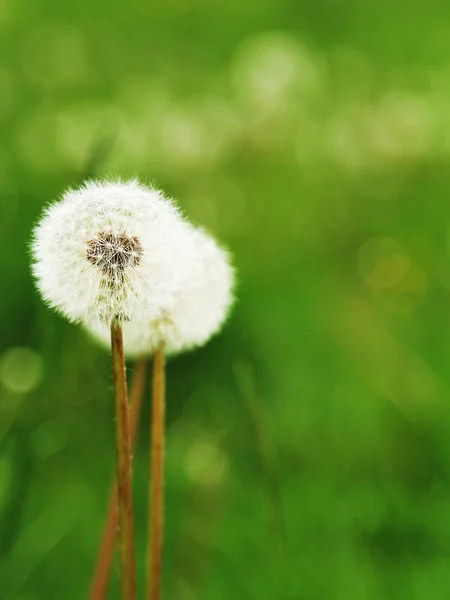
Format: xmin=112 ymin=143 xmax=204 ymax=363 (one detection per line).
xmin=88 ymin=358 xmax=147 ymax=600
xmin=147 ymin=345 xmax=166 ymax=600
xmin=111 ymin=323 xmax=137 ymax=600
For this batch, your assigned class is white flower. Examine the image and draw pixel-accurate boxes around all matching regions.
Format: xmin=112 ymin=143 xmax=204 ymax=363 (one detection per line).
xmin=31 ymin=178 xmax=196 ymax=326
xmin=89 ymin=226 xmax=235 ymax=356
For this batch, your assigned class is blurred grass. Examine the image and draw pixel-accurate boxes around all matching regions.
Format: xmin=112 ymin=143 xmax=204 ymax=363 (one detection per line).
xmin=2 ymin=0 xmax=450 ymax=598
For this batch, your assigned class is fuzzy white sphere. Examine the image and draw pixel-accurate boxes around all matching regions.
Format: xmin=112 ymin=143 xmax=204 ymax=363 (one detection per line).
xmin=89 ymin=226 xmax=235 ymax=356
xmin=31 ymin=179 xmax=197 ymax=326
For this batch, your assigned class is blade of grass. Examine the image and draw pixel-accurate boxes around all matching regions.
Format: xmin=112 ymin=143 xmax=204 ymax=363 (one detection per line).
xmin=233 ymin=359 xmax=286 ymax=559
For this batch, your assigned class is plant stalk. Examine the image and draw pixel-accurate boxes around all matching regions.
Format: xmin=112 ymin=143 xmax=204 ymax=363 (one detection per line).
xmin=110 ymin=322 xmax=137 ymax=600
xmin=89 ymin=358 xmax=147 ymax=600
xmin=147 ymin=345 xmax=166 ymax=600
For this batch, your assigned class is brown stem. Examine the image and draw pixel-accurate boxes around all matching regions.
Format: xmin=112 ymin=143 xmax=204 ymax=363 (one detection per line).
xmin=88 ymin=358 xmax=147 ymax=600
xmin=110 ymin=322 xmax=137 ymax=600
xmin=147 ymin=345 xmax=166 ymax=600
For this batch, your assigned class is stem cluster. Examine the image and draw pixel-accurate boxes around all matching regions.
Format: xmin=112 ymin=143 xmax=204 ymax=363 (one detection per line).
xmin=91 ymin=335 xmax=166 ymax=600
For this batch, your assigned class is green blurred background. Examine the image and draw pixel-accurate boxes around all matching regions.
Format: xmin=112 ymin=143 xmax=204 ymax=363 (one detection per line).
xmin=2 ymin=1 xmax=450 ymax=598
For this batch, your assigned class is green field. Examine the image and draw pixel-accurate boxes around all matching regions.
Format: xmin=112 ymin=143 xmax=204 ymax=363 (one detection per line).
xmin=2 ymin=1 xmax=450 ymax=598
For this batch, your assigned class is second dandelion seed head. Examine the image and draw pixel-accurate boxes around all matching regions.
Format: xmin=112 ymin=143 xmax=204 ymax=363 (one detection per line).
xmin=89 ymin=225 xmax=235 ymax=356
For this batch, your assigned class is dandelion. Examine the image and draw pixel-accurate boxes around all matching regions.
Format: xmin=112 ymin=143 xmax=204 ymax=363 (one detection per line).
xmin=31 ymin=178 xmax=197 ymax=600
xmin=31 ymin=178 xmax=196 ymax=326
xmin=87 ymin=225 xmax=235 ymax=600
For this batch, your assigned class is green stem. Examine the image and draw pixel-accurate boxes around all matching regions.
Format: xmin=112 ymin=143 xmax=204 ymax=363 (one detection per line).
xmin=110 ymin=322 xmax=137 ymax=600
xmin=89 ymin=358 xmax=147 ymax=600
xmin=147 ymin=345 xmax=166 ymax=600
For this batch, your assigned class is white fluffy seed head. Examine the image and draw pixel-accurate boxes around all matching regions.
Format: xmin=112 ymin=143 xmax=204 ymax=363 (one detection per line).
xmin=89 ymin=226 xmax=235 ymax=356
xmin=31 ymin=179 xmax=196 ymax=326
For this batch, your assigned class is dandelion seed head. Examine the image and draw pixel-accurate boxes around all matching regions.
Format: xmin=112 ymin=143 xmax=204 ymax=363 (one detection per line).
xmin=86 ymin=231 xmax=143 ymax=275
xmin=31 ymin=178 xmax=196 ymax=326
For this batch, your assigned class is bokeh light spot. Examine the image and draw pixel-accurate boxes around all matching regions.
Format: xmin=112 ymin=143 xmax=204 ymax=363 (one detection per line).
xmin=184 ymin=440 xmax=228 ymax=487
xmin=0 ymin=347 xmax=44 ymax=394
xmin=358 ymin=237 xmax=410 ymax=290
xmin=232 ymin=33 xmax=322 ymax=114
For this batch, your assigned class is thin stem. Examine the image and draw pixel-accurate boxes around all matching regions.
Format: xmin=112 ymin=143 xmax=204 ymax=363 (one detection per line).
xmin=110 ymin=322 xmax=137 ymax=600
xmin=147 ymin=345 xmax=166 ymax=600
xmin=89 ymin=358 xmax=147 ymax=600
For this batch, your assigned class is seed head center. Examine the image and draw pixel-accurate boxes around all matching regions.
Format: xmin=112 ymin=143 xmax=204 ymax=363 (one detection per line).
xmin=86 ymin=231 xmax=143 ymax=275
